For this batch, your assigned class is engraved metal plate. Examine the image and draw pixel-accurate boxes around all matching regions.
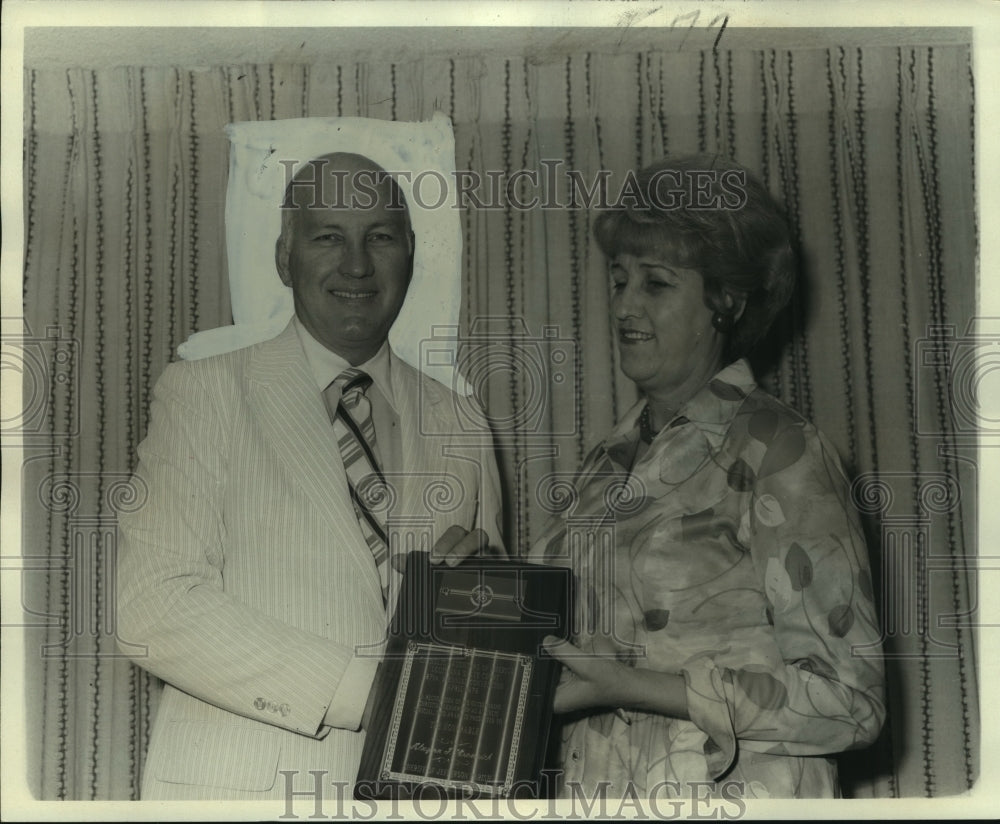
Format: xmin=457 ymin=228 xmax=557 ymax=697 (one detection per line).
xmin=380 ymin=641 xmax=532 ymax=796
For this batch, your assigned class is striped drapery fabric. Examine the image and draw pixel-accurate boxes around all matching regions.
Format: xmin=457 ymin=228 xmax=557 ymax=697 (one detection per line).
xmin=20 ymin=42 xmax=976 ymax=800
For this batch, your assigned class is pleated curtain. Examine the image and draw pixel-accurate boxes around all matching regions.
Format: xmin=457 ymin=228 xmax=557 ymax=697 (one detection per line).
xmin=20 ymin=41 xmax=976 ymax=800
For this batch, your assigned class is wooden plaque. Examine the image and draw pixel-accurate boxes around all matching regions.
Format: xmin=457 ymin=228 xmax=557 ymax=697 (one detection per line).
xmin=355 ymin=551 xmax=572 ymax=799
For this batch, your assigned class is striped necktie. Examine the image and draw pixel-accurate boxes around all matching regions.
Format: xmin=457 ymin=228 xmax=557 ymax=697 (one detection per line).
xmin=326 ymin=368 xmax=390 ymax=605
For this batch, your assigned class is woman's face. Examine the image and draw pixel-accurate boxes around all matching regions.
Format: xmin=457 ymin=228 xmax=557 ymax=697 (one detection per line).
xmin=609 ymin=247 xmax=725 ymax=407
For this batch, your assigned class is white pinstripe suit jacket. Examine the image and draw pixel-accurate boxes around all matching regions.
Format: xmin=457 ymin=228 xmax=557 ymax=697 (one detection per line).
xmin=116 ymin=322 xmax=503 ymax=800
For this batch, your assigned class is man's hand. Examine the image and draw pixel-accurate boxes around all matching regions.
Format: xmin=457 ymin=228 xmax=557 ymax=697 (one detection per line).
xmin=429 ymin=525 xmax=504 ymax=566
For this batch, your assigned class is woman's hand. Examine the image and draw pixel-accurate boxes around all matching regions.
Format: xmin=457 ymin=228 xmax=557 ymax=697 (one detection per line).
xmin=543 ymin=636 xmax=628 ymax=713
xmin=543 ymin=635 xmax=691 ymax=720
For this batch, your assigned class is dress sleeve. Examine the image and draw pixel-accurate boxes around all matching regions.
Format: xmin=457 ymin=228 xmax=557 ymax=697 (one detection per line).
xmin=680 ymin=416 xmax=886 ymax=779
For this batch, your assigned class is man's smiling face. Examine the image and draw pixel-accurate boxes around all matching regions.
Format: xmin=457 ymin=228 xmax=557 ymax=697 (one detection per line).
xmin=276 ymin=153 xmax=413 ymax=365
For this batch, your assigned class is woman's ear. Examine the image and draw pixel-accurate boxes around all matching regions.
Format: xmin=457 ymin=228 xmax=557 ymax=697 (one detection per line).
xmin=724 ymin=292 xmax=747 ymax=323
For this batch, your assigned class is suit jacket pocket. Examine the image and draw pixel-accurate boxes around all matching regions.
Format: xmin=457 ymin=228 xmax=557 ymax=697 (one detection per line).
xmin=154 ymin=721 xmax=281 ymax=791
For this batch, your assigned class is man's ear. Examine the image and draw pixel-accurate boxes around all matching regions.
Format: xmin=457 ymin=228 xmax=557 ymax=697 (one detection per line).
xmin=275 ymin=236 xmax=292 ymax=287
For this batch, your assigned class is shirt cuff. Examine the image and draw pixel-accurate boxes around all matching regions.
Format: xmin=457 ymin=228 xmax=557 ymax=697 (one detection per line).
xmin=681 ymin=657 xmax=738 ymax=779
xmin=323 ymin=656 xmax=379 ymax=731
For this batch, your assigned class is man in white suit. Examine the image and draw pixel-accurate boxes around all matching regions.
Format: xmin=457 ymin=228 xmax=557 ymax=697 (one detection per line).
xmin=117 ymin=153 xmax=504 ymax=800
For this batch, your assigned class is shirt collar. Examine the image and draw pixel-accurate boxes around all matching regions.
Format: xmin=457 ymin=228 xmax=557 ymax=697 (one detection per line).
xmin=607 ymin=358 xmax=758 ymax=451
xmin=292 ymin=316 xmax=397 ymax=410
xmin=677 ymin=357 xmax=758 ymax=431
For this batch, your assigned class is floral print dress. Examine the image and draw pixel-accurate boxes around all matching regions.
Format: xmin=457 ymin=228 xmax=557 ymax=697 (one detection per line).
xmin=531 ymin=360 xmax=885 ymax=799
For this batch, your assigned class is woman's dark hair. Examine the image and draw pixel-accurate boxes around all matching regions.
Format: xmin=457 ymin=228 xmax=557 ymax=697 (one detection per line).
xmin=593 ymin=154 xmax=796 ymax=361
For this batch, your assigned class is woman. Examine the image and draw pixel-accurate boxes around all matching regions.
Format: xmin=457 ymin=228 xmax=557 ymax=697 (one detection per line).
xmin=533 ymin=155 xmax=885 ymax=799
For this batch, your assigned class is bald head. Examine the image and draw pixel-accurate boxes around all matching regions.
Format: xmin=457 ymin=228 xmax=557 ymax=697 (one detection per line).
xmin=279 ymin=152 xmax=411 ymax=245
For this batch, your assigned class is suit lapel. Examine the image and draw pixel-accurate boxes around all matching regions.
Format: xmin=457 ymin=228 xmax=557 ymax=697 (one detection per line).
xmin=391 ymin=354 xmax=451 ymax=527
xmin=248 ymin=324 xmax=383 ymax=605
